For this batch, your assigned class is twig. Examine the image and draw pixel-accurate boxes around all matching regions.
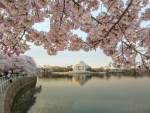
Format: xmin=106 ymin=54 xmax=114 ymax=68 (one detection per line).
xmin=118 ymin=23 xmax=130 ymax=43
xmin=107 ymin=0 xmax=117 ymax=12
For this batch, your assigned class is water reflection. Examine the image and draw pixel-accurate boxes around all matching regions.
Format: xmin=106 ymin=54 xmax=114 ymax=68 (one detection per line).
xmin=38 ymin=72 xmax=150 ymax=85
xmin=26 ymin=73 xmax=150 ymax=113
xmin=70 ymin=74 xmax=90 ymax=86
xmin=12 ymin=86 xmax=42 ymax=113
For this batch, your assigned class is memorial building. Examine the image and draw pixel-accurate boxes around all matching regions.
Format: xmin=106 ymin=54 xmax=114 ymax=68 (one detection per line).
xmin=72 ymin=61 xmax=89 ymax=72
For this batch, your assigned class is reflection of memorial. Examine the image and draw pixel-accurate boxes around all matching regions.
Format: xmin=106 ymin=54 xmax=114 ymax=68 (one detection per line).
xmin=70 ymin=74 xmax=90 ymax=86
xmin=72 ymin=61 xmax=89 ymax=72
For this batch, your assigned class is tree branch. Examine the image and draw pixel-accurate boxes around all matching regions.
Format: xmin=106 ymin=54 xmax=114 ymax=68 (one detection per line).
xmin=60 ymin=0 xmax=65 ymax=26
xmin=34 ymin=2 xmax=40 ymax=21
xmin=118 ymin=23 xmax=130 ymax=43
xmin=72 ymin=0 xmax=102 ymax=25
xmin=104 ymin=0 xmax=133 ymax=38
xmin=107 ymin=0 xmax=117 ymax=12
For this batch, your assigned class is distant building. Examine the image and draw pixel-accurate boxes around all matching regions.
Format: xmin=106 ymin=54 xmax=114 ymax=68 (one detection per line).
xmin=72 ymin=61 xmax=89 ymax=72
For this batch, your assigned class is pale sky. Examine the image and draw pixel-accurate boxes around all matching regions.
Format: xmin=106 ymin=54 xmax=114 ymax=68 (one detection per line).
xmin=25 ymin=44 xmax=112 ymax=68
xmin=24 ymin=3 xmax=149 ymax=68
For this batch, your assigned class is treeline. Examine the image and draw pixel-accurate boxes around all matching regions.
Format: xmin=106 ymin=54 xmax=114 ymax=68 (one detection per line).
xmin=39 ymin=65 xmax=73 ymax=72
xmin=87 ymin=67 xmax=105 ymax=72
xmin=40 ymin=65 xmax=105 ymax=72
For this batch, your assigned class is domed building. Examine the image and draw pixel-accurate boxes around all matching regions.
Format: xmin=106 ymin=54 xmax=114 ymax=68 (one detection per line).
xmin=72 ymin=61 xmax=89 ymax=72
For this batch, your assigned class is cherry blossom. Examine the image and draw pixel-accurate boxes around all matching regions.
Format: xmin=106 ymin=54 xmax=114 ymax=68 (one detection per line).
xmin=0 ymin=50 xmax=12 ymax=71
xmin=0 ymin=0 xmax=150 ymax=69
xmin=0 ymin=50 xmax=38 ymax=74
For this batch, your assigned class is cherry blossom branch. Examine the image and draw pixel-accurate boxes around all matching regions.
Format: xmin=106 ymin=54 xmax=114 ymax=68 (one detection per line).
xmin=104 ymin=0 xmax=133 ymax=38
xmin=121 ymin=42 xmax=124 ymax=65
xmin=118 ymin=23 xmax=149 ymax=60
xmin=12 ymin=30 xmax=26 ymax=49
xmin=136 ymin=24 xmax=150 ymax=33
xmin=72 ymin=0 xmax=80 ymax=7
xmin=92 ymin=0 xmax=133 ymax=48
xmin=141 ymin=55 xmax=148 ymax=69
xmin=116 ymin=7 xmax=124 ymax=13
xmin=12 ymin=35 xmax=18 ymax=49
xmin=76 ymin=37 xmax=94 ymax=49
xmin=21 ymin=30 xmax=26 ymax=39
xmin=34 ymin=2 xmax=40 ymax=21
xmin=118 ymin=21 xmax=149 ymax=62
xmin=118 ymin=23 xmax=131 ymax=43
xmin=122 ymin=40 xmax=149 ymax=60
xmin=60 ymin=0 xmax=65 ymax=26
xmin=107 ymin=0 xmax=117 ymax=12
xmin=91 ymin=16 xmax=103 ymax=25
xmin=72 ymin=0 xmax=102 ymax=25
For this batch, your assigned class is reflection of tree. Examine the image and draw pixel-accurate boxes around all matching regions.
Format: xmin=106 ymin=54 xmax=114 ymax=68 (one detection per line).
xmin=12 ymin=86 xmax=42 ymax=113
xmin=38 ymin=73 xmax=150 ymax=83
xmin=38 ymin=74 xmax=73 ymax=82
xmin=91 ymin=72 xmax=150 ymax=80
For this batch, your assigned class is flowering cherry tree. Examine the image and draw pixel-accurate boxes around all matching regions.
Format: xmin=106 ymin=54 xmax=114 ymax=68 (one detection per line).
xmin=0 ymin=51 xmax=38 ymax=74
xmin=0 ymin=51 xmax=12 ymax=71
xmin=0 ymin=0 xmax=150 ymax=68
xmin=20 ymin=55 xmax=38 ymax=74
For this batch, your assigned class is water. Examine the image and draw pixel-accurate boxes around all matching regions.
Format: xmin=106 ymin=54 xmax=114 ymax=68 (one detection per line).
xmin=18 ymin=74 xmax=150 ymax=113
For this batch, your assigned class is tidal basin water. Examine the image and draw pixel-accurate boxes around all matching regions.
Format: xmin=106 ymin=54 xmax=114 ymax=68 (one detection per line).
xmin=25 ymin=74 xmax=150 ymax=113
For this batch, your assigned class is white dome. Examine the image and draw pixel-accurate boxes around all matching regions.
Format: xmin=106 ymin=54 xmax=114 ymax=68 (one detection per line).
xmin=76 ymin=61 xmax=86 ymax=65
xmin=72 ymin=61 xmax=89 ymax=72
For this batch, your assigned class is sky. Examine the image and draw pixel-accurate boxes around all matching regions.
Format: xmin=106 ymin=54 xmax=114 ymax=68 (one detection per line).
xmin=25 ymin=45 xmax=112 ymax=68
xmin=24 ymin=2 xmax=150 ymax=68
